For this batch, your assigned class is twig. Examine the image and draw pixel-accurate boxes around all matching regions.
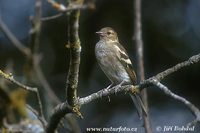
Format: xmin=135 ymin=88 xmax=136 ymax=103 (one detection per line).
xmin=29 ymin=0 xmax=61 ymax=104
xmin=134 ymin=0 xmax=152 ymax=132
xmin=0 ymin=2 xmax=60 ymax=105
xmin=43 ymin=0 xmax=95 ymax=21
xmin=0 ymin=70 xmax=37 ymax=92
xmin=155 ymin=54 xmax=200 ymax=81
xmin=0 ymin=18 xmax=31 ymax=56
xmin=26 ymin=104 xmax=47 ymax=127
xmin=41 ymin=13 xmax=63 ymax=21
xmin=33 ymin=57 xmax=61 ymax=104
xmin=3 ymin=118 xmax=45 ymax=133
xmin=47 ymin=0 xmax=94 ymax=12
xmin=29 ymin=0 xmax=42 ymax=54
xmin=41 ymin=2 xmax=95 ymax=21
xmin=0 ymin=70 xmax=45 ymax=126
xmin=149 ymin=79 xmax=200 ymax=126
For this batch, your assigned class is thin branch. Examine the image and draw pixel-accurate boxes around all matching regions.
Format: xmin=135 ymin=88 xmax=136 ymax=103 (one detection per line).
xmin=29 ymin=0 xmax=42 ymax=54
xmin=150 ymin=79 xmax=200 ymax=125
xmin=26 ymin=104 xmax=47 ymax=127
xmin=41 ymin=13 xmax=63 ymax=21
xmin=41 ymin=2 xmax=95 ymax=21
xmin=0 ymin=70 xmax=37 ymax=92
xmin=3 ymin=118 xmax=45 ymax=133
xmin=33 ymin=56 xmax=61 ymax=104
xmin=155 ymin=54 xmax=200 ymax=81
xmin=0 ymin=18 xmax=31 ymax=56
xmin=0 ymin=0 xmax=60 ymax=105
xmin=47 ymin=0 xmax=94 ymax=12
xmin=78 ymin=85 xmax=133 ymax=106
xmin=0 ymin=70 xmax=45 ymax=126
xmin=73 ymin=53 xmax=199 ymax=114
xmin=134 ymin=0 xmax=152 ymax=132
xmin=29 ymin=0 xmax=61 ymax=104
xmin=47 ymin=53 xmax=200 ymax=132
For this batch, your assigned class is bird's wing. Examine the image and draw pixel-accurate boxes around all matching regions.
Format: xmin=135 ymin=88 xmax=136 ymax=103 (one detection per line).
xmin=113 ymin=42 xmax=137 ymax=84
xmin=113 ymin=42 xmax=147 ymax=118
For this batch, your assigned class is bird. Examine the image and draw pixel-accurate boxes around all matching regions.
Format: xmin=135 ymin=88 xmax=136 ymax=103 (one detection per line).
xmin=95 ymin=27 xmax=147 ymax=119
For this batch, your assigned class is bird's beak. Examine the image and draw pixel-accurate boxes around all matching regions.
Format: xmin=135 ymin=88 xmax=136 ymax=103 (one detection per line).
xmin=96 ymin=31 xmax=104 ymax=36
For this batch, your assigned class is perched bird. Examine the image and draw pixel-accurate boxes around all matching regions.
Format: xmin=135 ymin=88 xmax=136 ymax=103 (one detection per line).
xmin=95 ymin=27 xmax=147 ymax=119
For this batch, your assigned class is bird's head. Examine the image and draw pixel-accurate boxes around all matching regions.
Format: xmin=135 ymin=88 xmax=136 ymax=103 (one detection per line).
xmin=96 ymin=27 xmax=118 ymax=42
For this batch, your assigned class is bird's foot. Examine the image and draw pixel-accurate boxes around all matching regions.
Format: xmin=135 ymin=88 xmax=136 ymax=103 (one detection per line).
xmin=105 ymin=83 xmax=114 ymax=90
xmin=118 ymin=80 xmax=125 ymax=86
xmin=130 ymin=86 xmax=139 ymax=94
xmin=114 ymin=80 xmax=125 ymax=94
xmin=99 ymin=84 xmax=112 ymax=99
xmin=72 ymin=105 xmax=83 ymax=119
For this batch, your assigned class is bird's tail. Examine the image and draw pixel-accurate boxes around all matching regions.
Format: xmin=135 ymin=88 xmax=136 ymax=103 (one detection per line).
xmin=129 ymin=93 xmax=147 ymax=119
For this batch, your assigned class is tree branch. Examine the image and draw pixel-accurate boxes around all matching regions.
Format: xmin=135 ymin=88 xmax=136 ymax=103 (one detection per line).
xmin=66 ymin=0 xmax=84 ymax=107
xmin=46 ymin=102 xmax=73 ymax=133
xmin=0 ymin=70 xmax=45 ymax=127
xmin=134 ymin=0 xmax=152 ymax=132
xmin=149 ymin=79 xmax=200 ymax=126
xmin=46 ymin=0 xmax=94 ymax=12
xmin=26 ymin=104 xmax=47 ymax=127
xmin=47 ymin=53 xmax=200 ymax=132
xmin=0 ymin=18 xmax=31 ymax=56
xmin=46 ymin=0 xmax=84 ymax=132
xmin=29 ymin=0 xmax=61 ymax=105
xmin=154 ymin=54 xmax=200 ymax=81
xmin=43 ymin=0 xmax=95 ymax=21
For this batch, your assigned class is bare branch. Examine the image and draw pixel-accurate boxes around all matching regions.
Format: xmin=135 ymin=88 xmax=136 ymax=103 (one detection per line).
xmin=150 ymin=79 xmax=200 ymax=125
xmin=46 ymin=102 xmax=73 ymax=133
xmin=47 ymin=53 xmax=200 ymax=132
xmin=78 ymin=85 xmax=133 ymax=106
xmin=33 ymin=56 xmax=61 ymax=104
xmin=41 ymin=13 xmax=63 ymax=21
xmin=0 ymin=70 xmax=45 ymax=126
xmin=0 ymin=18 xmax=31 ymax=56
xmin=26 ymin=104 xmax=47 ymax=127
xmin=155 ymin=54 xmax=200 ymax=81
xmin=47 ymin=0 xmax=94 ymax=12
xmin=134 ymin=0 xmax=152 ymax=132
xmin=3 ymin=119 xmax=44 ymax=133
xmin=0 ymin=70 xmax=37 ymax=92
xmin=41 ymin=2 xmax=95 ymax=21
xmin=29 ymin=0 xmax=42 ymax=54
xmin=29 ymin=0 xmax=61 ymax=104
xmin=46 ymin=0 xmax=84 ymax=132
xmin=66 ymin=0 xmax=84 ymax=107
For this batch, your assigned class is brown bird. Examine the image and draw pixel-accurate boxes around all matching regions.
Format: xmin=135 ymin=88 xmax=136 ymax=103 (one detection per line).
xmin=95 ymin=27 xmax=147 ymax=119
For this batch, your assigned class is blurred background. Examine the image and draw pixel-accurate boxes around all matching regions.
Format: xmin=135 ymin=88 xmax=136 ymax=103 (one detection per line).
xmin=0 ymin=0 xmax=200 ymax=132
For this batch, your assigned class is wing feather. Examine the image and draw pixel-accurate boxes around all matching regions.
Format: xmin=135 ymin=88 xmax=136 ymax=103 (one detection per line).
xmin=113 ymin=42 xmax=137 ymax=84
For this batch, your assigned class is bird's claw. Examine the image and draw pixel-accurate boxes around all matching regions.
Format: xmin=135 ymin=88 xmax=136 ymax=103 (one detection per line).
xmin=105 ymin=84 xmax=113 ymax=90
xmin=131 ymin=86 xmax=139 ymax=94
xmin=114 ymin=80 xmax=125 ymax=94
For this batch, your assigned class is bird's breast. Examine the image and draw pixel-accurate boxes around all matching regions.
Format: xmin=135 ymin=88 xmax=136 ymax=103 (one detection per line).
xmin=95 ymin=41 xmax=131 ymax=84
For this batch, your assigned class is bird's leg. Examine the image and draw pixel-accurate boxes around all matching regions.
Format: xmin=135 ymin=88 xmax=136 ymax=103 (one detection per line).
xmin=114 ymin=80 xmax=125 ymax=94
xmin=102 ymin=83 xmax=114 ymax=102
xmin=105 ymin=83 xmax=114 ymax=90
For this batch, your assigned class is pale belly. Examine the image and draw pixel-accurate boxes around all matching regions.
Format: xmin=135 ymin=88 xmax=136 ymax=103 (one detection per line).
xmin=95 ymin=44 xmax=131 ymax=84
